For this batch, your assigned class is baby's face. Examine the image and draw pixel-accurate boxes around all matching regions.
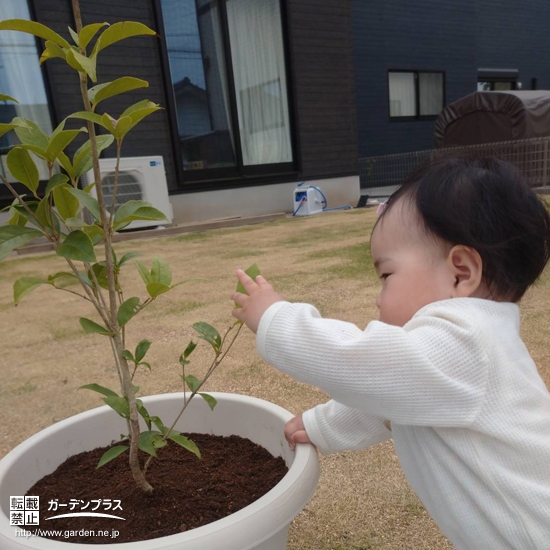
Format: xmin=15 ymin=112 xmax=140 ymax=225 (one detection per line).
xmin=370 ymin=202 xmax=456 ymax=326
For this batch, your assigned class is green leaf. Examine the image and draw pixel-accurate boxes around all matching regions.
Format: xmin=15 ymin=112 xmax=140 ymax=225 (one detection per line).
xmin=167 ymin=433 xmax=201 ymax=459
xmin=13 ymin=277 xmax=48 ymax=305
xmin=79 ymin=317 xmax=114 ymax=336
xmin=68 ymin=26 xmax=79 ymax=46
xmin=120 ymin=99 xmax=152 ymax=118
xmin=89 ymin=262 xmax=108 ymax=289
xmin=45 ymin=128 xmax=85 ymax=162
xmin=6 ymin=147 xmax=39 ymax=194
xmin=150 ymin=416 xmax=169 ymax=434
xmin=0 ymin=93 xmax=18 ymax=103
xmin=35 ymin=197 xmax=54 ymax=230
xmin=67 ymin=48 xmax=97 ymax=82
xmin=113 ymin=115 xmax=133 ymax=140
xmin=97 ymin=445 xmax=128 ymax=469
xmin=103 ymin=395 xmax=130 ymax=418
xmin=68 ymin=111 xmax=105 ymax=127
xmin=66 ymin=187 xmax=101 ymax=222
xmin=52 ymin=184 xmax=79 ymax=220
xmin=7 ymin=211 xmax=26 ymax=228
xmin=81 ymin=224 xmax=104 ymax=246
xmin=79 ymin=22 xmax=109 ymax=50
xmin=120 ymin=104 xmax=162 ymax=135
xmin=89 ymin=77 xmax=149 ymax=108
xmin=136 ymin=401 xmax=151 ymax=430
xmin=39 ymin=40 xmax=66 ymax=64
xmin=199 ymin=392 xmax=217 ymax=411
xmin=73 ymin=134 xmax=114 ymax=178
xmin=118 ymin=251 xmax=140 ymax=267
xmin=101 ymin=113 xmax=117 ymax=135
xmin=122 ymin=350 xmax=135 ymax=362
xmin=13 ymin=117 xmax=49 ymax=150
xmin=0 ymin=19 xmax=71 ymax=49
xmin=138 ymin=361 xmax=151 ymax=371
xmin=236 ymin=263 xmax=261 ymax=296
xmin=56 ymin=151 xmax=76 ymax=180
xmin=0 ymin=226 xmax=42 ymax=261
xmin=182 ymin=340 xmax=197 ymax=361
xmin=113 ymin=201 xmax=167 ymax=231
xmin=134 ymin=260 xmax=151 ymax=285
xmin=117 ymin=296 xmax=140 ymax=326
xmin=150 ymin=257 xmax=172 ymax=286
xmin=135 ymin=339 xmax=151 ymax=362
xmin=48 ymin=271 xmax=82 ymax=288
xmin=0 ymin=119 xmax=31 ymax=139
xmin=193 ymin=321 xmax=222 ymax=352
xmin=79 ymin=383 xmax=119 ymax=398
xmin=138 ymin=430 xmax=165 ymax=457
xmin=138 ymin=431 xmax=158 ymax=458
xmin=146 ymin=282 xmax=171 ymax=299
xmin=92 ymin=21 xmax=156 ymax=55
xmin=183 ymin=375 xmax=201 ymax=392
xmin=56 ymin=230 xmax=96 ymax=262
xmin=45 ymin=173 xmax=69 ymax=196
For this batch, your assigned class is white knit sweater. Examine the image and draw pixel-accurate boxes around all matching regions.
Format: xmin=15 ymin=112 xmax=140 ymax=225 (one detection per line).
xmin=257 ymin=298 xmax=550 ymax=550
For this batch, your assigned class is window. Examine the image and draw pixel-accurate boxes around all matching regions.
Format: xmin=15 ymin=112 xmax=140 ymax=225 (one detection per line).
xmin=388 ymin=71 xmax=444 ymax=119
xmin=0 ymin=0 xmax=53 ymax=183
xmin=158 ymin=0 xmax=293 ymax=182
xmin=477 ymin=68 xmax=518 ymax=92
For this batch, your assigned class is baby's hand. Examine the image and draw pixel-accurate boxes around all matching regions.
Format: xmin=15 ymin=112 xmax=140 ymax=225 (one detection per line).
xmin=284 ymin=414 xmax=312 ymax=451
xmin=231 ymin=269 xmax=285 ymax=333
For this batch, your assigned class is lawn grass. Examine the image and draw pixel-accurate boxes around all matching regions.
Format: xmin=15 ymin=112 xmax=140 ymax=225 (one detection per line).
xmin=1 ymin=206 xmax=548 ymax=550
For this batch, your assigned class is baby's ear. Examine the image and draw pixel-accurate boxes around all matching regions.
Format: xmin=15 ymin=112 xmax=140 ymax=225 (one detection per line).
xmin=447 ymin=245 xmax=483 ymax=298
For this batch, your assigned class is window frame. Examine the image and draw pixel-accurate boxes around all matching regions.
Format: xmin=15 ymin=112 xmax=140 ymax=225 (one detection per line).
xmin=387 ymin=69 xmax=445 ymax=122
xmin=477 ymin=68 xmax=518 ymax=92
xmin=153 ymin=0 xmax=298 ymax=192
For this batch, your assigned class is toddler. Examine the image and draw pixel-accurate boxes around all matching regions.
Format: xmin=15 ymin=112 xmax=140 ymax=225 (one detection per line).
xmin=232 ymin=157 xmax=550 ymax=549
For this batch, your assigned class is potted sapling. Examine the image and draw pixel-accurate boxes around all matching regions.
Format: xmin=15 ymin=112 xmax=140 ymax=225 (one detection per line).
xmin=0 ymin=4 xmax=319 ymax=549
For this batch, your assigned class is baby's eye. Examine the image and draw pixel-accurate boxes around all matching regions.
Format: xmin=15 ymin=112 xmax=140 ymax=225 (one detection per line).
xmin=379 ymin=273 xmax=390 ymax=280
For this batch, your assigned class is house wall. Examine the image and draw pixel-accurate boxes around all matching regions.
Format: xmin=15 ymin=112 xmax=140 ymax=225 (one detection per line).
xmin=476 ymin=0 xmax=550 ymax=91
xmin=0 ymin=0 xmax=360 ymax=220
xmin=286 ymin=0 xmax=358 ymax=178
xmin=352 ymin=0 xmax=477 ymax=157
xmin=352 ymin=0 xmax=550 ymax=158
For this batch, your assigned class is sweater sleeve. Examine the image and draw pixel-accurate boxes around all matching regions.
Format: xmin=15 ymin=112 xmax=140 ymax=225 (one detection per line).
xmin=302 ymin=400 xmax=391 ymax=454
xmin=257 ymin=301 xmax=489 ymax=427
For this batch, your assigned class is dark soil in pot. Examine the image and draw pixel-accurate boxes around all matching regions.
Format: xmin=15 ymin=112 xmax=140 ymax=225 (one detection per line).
xmin=23 ymin=432 xmax=288 ymax=544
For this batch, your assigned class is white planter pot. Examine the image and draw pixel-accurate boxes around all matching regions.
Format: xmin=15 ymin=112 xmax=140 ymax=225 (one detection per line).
xmin=0 ymin=393 xmax=320 ymax=549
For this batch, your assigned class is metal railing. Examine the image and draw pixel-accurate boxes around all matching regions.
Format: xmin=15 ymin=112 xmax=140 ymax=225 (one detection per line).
xmin=359 ymin=137 xmax=550 ymax=197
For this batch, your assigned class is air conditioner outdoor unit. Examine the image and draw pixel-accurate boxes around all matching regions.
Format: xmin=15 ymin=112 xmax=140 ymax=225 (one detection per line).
xmin=81 ymin=156 xmax=173 ymax=231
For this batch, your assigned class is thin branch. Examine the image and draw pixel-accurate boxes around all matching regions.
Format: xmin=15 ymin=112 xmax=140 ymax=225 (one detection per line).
xmin=0 ymin=174 xmax=51 ymax=237
xmin=84 ymin=260 xmax=109 ymax=312
xmin=108 ymin=142 xmax=122 ymax=225
xmin=143 ymin=324 xmax=242 ymax=474
xmin=56 ymin=286 xmax=93 ymax=302
xmin=64 ymin=257 xmax=110 ymax=325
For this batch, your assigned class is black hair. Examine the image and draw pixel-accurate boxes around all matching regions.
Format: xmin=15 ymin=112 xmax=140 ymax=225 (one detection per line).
xmin=376 ymin=156 xmax=550 ymax=302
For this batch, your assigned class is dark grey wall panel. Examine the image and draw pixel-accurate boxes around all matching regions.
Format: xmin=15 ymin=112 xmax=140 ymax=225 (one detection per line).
xmin=288 ymin=0 xmax=358 ymax=178
xmin=476 ymin=0 xmax=550 ymax=91
xmin=352 ymin=0 xmax=477 ymax=157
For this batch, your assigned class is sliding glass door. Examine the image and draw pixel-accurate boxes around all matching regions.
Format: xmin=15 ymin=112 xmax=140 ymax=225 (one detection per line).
xmin=158 ymin=0 xmax=294 ymax=182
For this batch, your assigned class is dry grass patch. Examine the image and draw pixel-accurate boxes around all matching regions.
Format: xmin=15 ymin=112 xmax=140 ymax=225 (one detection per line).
xmin=1 ymin=207 xmax=549 ymax=550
